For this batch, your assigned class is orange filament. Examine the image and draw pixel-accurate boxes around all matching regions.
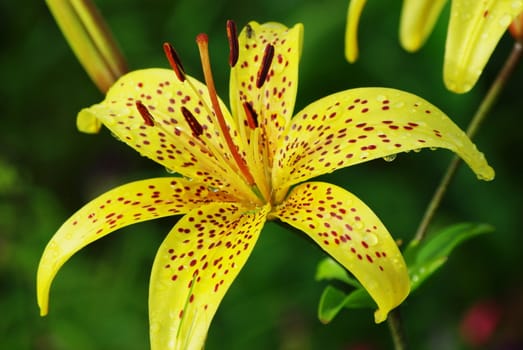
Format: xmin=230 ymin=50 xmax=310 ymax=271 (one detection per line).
xmin=226 ymin=20 xmax=239 ymax=67
xmin=196 ymin=33 xmax=255 ymax=186
xmin=135 ymin=101 xmax=155 ymax=126
xmin=163 ymin=42 xmax=186 ymax=82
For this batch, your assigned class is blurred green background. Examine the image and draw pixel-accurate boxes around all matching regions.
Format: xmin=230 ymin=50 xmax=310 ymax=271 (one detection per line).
xmin=1 ymin=0 xmax=522 ymax=349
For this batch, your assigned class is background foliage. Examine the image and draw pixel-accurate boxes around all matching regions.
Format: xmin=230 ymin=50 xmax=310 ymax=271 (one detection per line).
xmin=1 ymin=0 xmax=522 ymax=349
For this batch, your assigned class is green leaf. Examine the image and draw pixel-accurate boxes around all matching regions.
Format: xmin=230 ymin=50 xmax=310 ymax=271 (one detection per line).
xmin=406 ymin=222 xmax=494 ymax=292
xmin=318 ymin=285 xmax=375 ymax=324
xmin=407 ymin=222 xmax=493 ymax=265
xmin=315 ymin=257 xmax=361 ymax=288
xmin=408 ymin=256 xmax=447 ymax=291
xmin=315 ymin=223 xmax=492 ymax=323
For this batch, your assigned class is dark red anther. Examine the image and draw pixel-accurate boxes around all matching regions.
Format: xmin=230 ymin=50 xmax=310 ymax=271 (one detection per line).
xmin=226 ymin=20 xmax=239 ymax=67
xmin=181 ymin=106 xmax=203 ymax=137
xmin=242 ymin=101 xmax=258 ymax=129
xmin=163 ymin=42 xmax=186 ymax=82
xmin=135 ymin=101 xmax=155 ymax=126
xmin=256 ymin=44 xmax=274 ymax=88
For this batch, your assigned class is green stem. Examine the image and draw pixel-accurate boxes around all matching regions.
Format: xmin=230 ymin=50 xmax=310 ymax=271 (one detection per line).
xmin=388 ymin=40 xmax=522 ymax=350
xmin=387 ymin=308 xmax=406 ymax=350
xmin=413 ymin=41 xmax=523 ymax=243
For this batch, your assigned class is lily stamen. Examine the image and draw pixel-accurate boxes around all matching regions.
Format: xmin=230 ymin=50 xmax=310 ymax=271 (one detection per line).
xmin=256 ymin=44 xmax=274 ymax=88
xmin=242 ymin=101 xmax=259 ymax=129
xmin=226 ymin=20 xmax=239 ymax=67
xmin=135 ymin=101 xmax=155 ymax=126
xmin=163 ymin=42 xmax=186 ymax=82
xmin=196 ymin=33 xmax=256 ymax=187
xmin=181 ymin=106 xmax=203 ymax=137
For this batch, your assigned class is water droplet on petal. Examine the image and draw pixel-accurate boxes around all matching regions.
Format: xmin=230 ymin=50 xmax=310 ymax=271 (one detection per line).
xmin=165 ymin=167 xmax=177 ymax=174
xmin=429 ymin=147 xmax=437 ymax=151
xmin=359 ymin=151 xmax=370 ymax=160
xmin=207 ymin=186 xmax=220 ymax=193
xmin=48 ymin=242 xmax=61 ymax=259
xmin=110 ymin=132 xmax=122 ymax=142
xmin=391 ymin=258 xmax=403 ymax=270
xmin=382 ymin=154 xmax=397 ymax=162
xmin=354 ymin=221 xmax=364 ymax=230
xmin=499 ymin=14 xmax=512 ymax=27
xmin=394 ymin=102 xmax=405 ymax=109
xmin=413 ymin=148 xmax=422 ymax=153
xmin=363 ymin=233 xmax=378 ymax=246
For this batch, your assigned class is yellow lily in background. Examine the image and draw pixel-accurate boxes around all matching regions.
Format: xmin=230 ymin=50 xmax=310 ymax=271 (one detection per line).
xmin=37 ymin=20 xmax=494 ymax=349
xmin=346 ymin=0 xmax=523 ymax=93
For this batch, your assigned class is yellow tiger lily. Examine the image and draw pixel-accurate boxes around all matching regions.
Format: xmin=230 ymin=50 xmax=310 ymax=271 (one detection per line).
xmin=346 ymin=0 xmax=523 ymax=93
xmin=38 ymin=20 xmax=494 ymax=350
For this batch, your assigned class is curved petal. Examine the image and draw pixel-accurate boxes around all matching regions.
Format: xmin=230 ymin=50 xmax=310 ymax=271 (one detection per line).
xmin=272 ymin=88 xmax=494 ymax=202
xmin=345 ymin=0 xmax=367 ymax=62
xmin=149 ymin=202 xmax=269 ymax=350
xmin=399 ymin=0 xmax=448 ymax=52
xmin=444 ymin=0 xmax=523 ymax=93
xmin=230 ymin=21 xmax=303 ymax=161
xmin=80 ymin=68 xmax=258 ymax=202
xmin=274 ymin=182 xmax=409 ymax=323
xmin=37 ymin=177 xmax=219 ymax=316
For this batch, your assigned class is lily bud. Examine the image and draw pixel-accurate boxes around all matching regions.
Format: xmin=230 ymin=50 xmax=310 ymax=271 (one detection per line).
xmin=46 ymin=0 xmax=128 ymax=94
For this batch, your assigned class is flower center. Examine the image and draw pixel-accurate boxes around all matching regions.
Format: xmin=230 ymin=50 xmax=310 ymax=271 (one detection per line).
xmin=195 ymin=33 xmax=257 ymax=188
xmin=136 ymin=22 xmax=277 ymax=205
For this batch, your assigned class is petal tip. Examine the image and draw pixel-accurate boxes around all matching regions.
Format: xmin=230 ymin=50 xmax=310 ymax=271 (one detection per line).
xmin=77 ymin=108 xmax=102 ymax=134
xmin=478 ymin=165 xmax=495 ymax=181
xmin=37 ymin=287 xmax=50 ymax=316
xmin=373 ymin=308 xmax=387 ymax=323
xmin=39 ymin=307 xmax=49 ymax=317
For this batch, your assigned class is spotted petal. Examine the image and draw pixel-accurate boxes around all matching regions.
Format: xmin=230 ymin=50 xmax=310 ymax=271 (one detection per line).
xmin=37 ymin=177 xmax=218 ymax=316
xmin=230 ymin=21 xmax=303 ymax=162
xmin=345 ymin=0 xmax=367 ymax=63
xmin=149 ymin=202 xmax=269 ymax=350
xmin=272 ymin=88 xmax=494 ymax=202
xmin=444 ymin=0 xmax=523 ymax=93
xmin=274 ymin=182 xmax=409 ymax=323
xmin=399 ymin=0 xmax=448 ymax=52
xmin=79 ymin=68 xmax=258 ymax=202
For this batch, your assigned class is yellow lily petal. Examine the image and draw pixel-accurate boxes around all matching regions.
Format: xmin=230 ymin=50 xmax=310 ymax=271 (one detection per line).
xmin=444 ymin=0 xmax=523 ymax=93
xmin=345 ymin=0 xmax=367 ymax=62
xmin=399 ymin=0 xmax=448 ymax=52
xmin=149 ymin=202 xmax=269 ymax=350
xmin=37 ymin=177 xmax=217 ymax=316
xmin=79 ymin=68 xmax=257 ymax=203
xmin=272 ymin=88 xmax=494 ymax=201
xmin=46 ymin=0 xmax=127 ymax=93
xmin=275 ymin=182 xmax=409 ymax=323
xmin=230 ymin=21 xmax=303 ymax=162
